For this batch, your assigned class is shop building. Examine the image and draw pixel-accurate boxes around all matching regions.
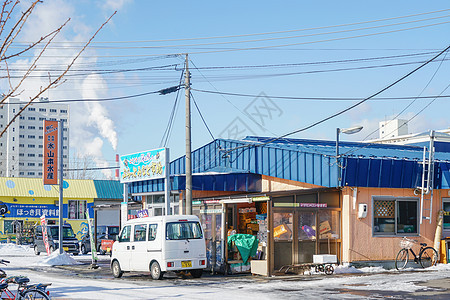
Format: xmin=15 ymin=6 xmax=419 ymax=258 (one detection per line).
xmin=126 ymin=133 xmax=450 ymax=275
xmin=0 ymin=177 xmax=122 ymax=243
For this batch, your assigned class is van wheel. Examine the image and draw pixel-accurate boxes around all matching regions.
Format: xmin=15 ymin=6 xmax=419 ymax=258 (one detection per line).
xmin=49 ymin=246 xmax=54 ymax=253
xmin=112 ymin=260 xmax=123 ymax=278
xmin=34 ymin=245 xmax=40 ymax=256
xmin=81 ymin=245 xmax=87 ymax=255
xmin=150 ymin=262 xmax=163 ymax=280
xmin=190 ymin=269 xmax=203 ymax=278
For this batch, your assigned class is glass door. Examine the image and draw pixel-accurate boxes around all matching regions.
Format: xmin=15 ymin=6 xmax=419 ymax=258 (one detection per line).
xmin=298 ymin=211 xmax=316 ymax=263
xmin=273 ymin=212 xmax=294 ymax=269
xmin=443 ymin=199 xmax=450 ymax=238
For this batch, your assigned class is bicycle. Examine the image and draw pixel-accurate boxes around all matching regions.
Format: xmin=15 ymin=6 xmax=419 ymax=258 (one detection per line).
xmin=0 ymin=259 xmax=51 ymax=300
xmin=395 ymin=237 xmax=438 ymax=270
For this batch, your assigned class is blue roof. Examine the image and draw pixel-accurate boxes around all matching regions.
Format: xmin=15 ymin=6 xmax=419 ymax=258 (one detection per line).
xmin=93 ymin=180 xmax=123 ymax=200
xmin=128 ymin=136 xmax=450 ymax=193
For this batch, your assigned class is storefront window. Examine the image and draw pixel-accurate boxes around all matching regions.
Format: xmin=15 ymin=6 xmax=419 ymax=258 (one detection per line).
xmin=4 ymin=220 xmax=23 ymax=234
xmin=298 ymin=212 xmax=316 ymax=240
xmin=273 ymin=212 xmax=293 ymax=241
xmin=373 ymin=198 xmax=418 ymax=236
xmin=318 ymin=211 xmax=340 ymax=239
xmin=68 ymin=200 xmax=87 ymax=219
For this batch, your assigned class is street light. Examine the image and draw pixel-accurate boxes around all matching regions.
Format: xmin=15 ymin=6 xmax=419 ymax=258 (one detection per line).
xmin=336 ymin=126 xmax=363 ymax=187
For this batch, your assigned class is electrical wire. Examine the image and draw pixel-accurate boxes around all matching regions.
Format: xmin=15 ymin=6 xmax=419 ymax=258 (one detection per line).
xmin=190 ymin=91 xmax=215 ymax=141
xmin=160 ymin=69 xmax=184 ymax=147
xmin=191 ymin=89 xmax=450 ymax=101
xmin=220 ymin=44 xmax=450 ymax=156
xmin=340 ymin=50 xmax=450 ymax=157
xmin=12 ymin=8 xmax=450 ymax=44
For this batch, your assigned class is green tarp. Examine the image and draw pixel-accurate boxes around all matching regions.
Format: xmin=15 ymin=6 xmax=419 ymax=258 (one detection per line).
xmin=227 ymin=234 xmax=258 ymax=264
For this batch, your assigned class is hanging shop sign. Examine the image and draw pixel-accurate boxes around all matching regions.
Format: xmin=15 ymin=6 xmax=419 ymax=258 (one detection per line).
xmin=199 ymin=209 xmax=224 ymax=214
xmin=300 ymin=203 xmax=327 ymax=208
xmin=252 ymin=196 xmax=270 ymax=202
xmin=119 ymin=148 xmax=167 ymax=183
xmin=273 ymin=203 xmax=328 ymax=208
xmin=43 ymin=120 xmax=59 ymax=185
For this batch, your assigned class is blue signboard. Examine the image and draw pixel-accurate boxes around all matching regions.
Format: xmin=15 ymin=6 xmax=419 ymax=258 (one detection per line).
xmin=7 ymin=204 xmax=59 ymax=218
xmin=119 ymin=148 xmax=167 ymax=183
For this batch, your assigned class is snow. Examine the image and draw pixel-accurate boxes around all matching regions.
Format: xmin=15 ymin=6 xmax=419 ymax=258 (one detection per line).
xmin=0 ymin=243 xmax=33 ymax=255
xmin=0 ymin=243 xmax=449 ymax=299
xmin=33 ymin=251 xmax=81 ymax=267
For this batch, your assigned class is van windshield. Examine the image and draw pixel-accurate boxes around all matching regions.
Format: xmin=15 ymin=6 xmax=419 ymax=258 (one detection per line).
xmin=49 ymin=227 xmax=75 ymax=239
xmin=166 ymin=222 xmax=203 ymax=240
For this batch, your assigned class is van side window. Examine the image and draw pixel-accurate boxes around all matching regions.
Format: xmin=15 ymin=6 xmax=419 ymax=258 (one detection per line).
xmin=148 ymin=224 xmax=157 ymax=241
xmin=119 ymin=225 xmax=131 ymax=242
xmin=134 ymin=224 xmax=147 ymax=242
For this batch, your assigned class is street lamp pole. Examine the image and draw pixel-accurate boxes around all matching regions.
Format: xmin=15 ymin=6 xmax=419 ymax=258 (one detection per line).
xmin=336 ymin=126 xmax=363 ymax=188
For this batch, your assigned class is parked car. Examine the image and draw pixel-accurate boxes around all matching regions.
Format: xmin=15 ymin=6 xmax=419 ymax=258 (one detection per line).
xmin=111 ymin=215 xmax=206 ymax=279
xmin=33 ymin=225 xmax=79 ymax=255
xmin=80 ymin=225 xmax=119 ymax=255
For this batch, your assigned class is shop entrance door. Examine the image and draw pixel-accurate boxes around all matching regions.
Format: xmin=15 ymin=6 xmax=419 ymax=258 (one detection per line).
xmin=297 ymin=211 xmax=317 ymax=263
xmin=443 ymin=198 xmax=450 ymax=238
xmin=273 ymin=212 xmax=294 ymax=270
xmin=200 ymin=207 xmax=223 ymax=270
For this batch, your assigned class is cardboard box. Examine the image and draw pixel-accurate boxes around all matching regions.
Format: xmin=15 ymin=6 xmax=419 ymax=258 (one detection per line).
xmin=313 ymin=254 xmax=337 ymax=264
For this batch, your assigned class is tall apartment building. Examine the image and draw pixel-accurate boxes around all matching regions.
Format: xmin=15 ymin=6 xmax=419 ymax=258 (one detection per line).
xmin=0 ymin=97 xmax=69 ymax=178
xmin=379 ymin=119 xmax=408 ymax=139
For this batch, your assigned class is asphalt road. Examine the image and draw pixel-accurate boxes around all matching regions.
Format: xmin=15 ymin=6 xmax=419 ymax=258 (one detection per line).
xmin=47 ymin=256 xmax=450 ymax=299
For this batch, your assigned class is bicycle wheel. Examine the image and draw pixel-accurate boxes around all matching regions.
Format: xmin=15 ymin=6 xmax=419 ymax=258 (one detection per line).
xmin=20 ymin=288 xmax=50 ymax=300
xmin=395 ymin=248 xmax=409 ymax=270
xmin=419 ymin=247 xmax=438 ymax=268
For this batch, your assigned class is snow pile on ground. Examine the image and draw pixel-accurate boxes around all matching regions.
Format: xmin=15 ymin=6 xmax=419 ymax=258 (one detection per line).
xmin=335 ymin=265 xmax=386 ymax=274
xmin=0 ymin=243 xmax=33 ymax=255
xmin=34 ymin=251 xmax=82 ymax=266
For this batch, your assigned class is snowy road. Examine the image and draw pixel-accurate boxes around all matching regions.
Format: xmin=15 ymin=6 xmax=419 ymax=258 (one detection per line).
xmin=1 ymin=244 xmax=450 ymax=299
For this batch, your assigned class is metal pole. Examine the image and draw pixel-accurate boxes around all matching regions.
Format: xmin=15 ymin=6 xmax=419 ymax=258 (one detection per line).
xmin=336 ymin=128 xmax=340 ymax=188
xmin=185 ymin=54 xmax=192 ymax=215
xmin=58 ymin=120 xmax=64 ymax=254
xmin=164 ymin=148 xmax=171 ymax=215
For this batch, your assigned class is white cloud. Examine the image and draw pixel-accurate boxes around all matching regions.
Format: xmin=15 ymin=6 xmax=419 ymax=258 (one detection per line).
xmin=101 ymin=0 xmax=133 ymax=11
xmin=6 ymin=0 xmax=119 ymax=178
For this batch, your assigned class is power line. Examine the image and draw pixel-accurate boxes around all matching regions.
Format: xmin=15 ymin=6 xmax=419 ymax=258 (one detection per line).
xmin=191 ymin=89 xmax=450 ymax=101
xmin=190 ymin=91 xmax=215 ymax=141
xmin=12 ymin=8 xmax=450 ymax=44
xmin=220 ymin=44 xmax=450 ymax=156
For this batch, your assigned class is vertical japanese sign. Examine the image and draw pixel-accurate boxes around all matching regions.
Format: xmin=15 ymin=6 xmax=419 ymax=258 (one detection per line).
xmin=43 ymin=120 xmax=58 ymax=185
xmin=40 ymin=215 xmax=51 ymax=255
xmin=85 ymin=210 xmax=98 ymax=263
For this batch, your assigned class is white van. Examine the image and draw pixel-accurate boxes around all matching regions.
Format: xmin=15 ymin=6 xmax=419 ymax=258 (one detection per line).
xmin=111 ymin=215 xmax=206 ymax=279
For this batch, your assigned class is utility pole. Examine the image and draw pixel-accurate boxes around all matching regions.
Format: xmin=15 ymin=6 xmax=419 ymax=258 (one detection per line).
xmin=185 ymin=54 xmax=192 ymax=215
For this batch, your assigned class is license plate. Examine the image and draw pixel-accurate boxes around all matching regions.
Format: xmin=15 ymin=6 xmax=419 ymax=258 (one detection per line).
xmin=181 ymin=261 xmax=192 ymax=268
xmin=63 ymin=247 xmax=69 ymax=251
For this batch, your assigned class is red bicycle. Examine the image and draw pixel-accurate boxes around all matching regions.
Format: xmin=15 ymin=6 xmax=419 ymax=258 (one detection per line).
xmin=0 ymin=259 xmax=51 ymax=300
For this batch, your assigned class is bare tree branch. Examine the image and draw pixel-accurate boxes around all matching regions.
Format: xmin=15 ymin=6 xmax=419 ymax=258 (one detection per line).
xmin=0 ymin=9 xmax=116 ymax=138
xmin=0 ymin=0 xmax=40 ymax=59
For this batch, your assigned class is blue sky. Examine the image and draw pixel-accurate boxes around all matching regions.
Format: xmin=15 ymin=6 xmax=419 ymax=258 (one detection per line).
xmin=6 ymin=0 xmax=450 ymax=177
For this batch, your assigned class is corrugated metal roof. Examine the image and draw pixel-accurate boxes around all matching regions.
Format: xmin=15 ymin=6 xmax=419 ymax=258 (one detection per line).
xmin=93 ymin=180 xmax=123 ymax=200
xmin=0 ymin=177 xmax=97 ymax=198
xmin=163 ymin=136 xmax=450 ymax=190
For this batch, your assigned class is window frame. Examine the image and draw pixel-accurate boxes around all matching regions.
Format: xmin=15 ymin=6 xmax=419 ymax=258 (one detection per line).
xmin=133 ymin=224 xmax=147 ymax=242
xmin=68 ymin=200 xmax=87 ymax=220
xmin=372 ymin=196 xmax=419 ymax=237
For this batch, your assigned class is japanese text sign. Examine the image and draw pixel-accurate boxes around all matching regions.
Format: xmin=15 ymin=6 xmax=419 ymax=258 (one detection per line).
xmin=119 ymin=148 xmax=166 ymax=183
xmin=43 ymin=120 xmax=58 ymax=185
